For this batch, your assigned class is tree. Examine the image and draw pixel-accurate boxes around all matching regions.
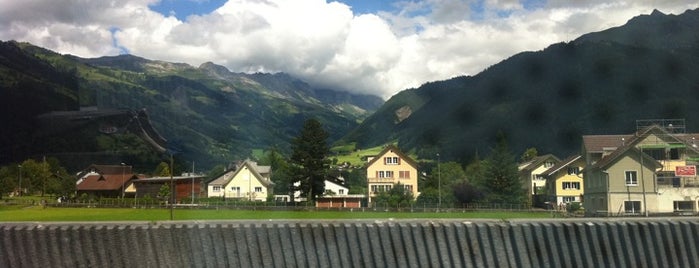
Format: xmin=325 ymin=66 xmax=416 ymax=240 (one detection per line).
xmin=260 ymin=146 xmax=291 ymax=195
xmin=483 ymin=132 xmax=524 ymax=204
xmin=289 ymin=118 xmax=330 ymax=202
xmin=154 ymin=162 xmax=171 ymax=176
xmin=374 ymin=182 xmax=414 ymax=208
xmin=158 ymin=183 xmax=170 ymax=201
xmin=520 ymin=147 xmax=539 ymax=162
xmin=422 ymin=161 xmax=464 ymax=206
xmin=464 ymin=152 xmax=486 ymax=188
xmin=453 ymin=180 xmax=484 ymax=204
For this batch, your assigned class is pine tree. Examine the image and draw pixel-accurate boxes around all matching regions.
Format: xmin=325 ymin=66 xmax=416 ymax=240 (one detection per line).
xmin=483 ymin=132 xmax=524 ymax=204
xmin=289 ymin=118 xmax=329 ymax=202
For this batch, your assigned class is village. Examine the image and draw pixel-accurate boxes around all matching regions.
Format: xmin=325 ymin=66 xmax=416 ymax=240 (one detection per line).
xmin=44 ymin=119 xmax=696 ymax=217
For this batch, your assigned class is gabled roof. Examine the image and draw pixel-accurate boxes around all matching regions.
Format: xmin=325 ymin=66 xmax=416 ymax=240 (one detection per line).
xmin=590 ymin=144 xmax=662 ymax=170
xmin=582 ymin=135 xmax=631 ymax=153
xmin=324 ymin=178 xmax=348 ymax=190
xmin=209 ymin=160 xmax=274 ymax=187
xmin=77 ymin=174 xmax=137 ymax=191
xmin=78 ymin=164 xmax=132 ymax=177
xmin=366 ymin=144 xmax=418 ymax=169
xmin=518 ymin=154 xmax=560 ymax=172
xmin=583 ymin=125 xmax=699 ymax=154
xmin=541 ymin=155 xmax=582 ymax=177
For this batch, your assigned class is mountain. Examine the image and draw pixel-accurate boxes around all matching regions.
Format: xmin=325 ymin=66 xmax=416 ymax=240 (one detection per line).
xmin=342 ymin=8 xmax=699 ymax=162
xmin=0 ymin=42 xmax=383 ymax=170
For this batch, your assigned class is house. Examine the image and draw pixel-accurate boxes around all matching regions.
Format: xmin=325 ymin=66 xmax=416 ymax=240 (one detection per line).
xmin=541 ymin=155 xmax=585 ymax=207
xmin=207 ymin=160 xmax=274 ymax=201
xmin=366 ymin=145 xmax=419 ymax=203
xmin=518 ymin=154 xmax=560 ymax=205
xmin=133 ymin=175 xmax=207 ymax=203
xmin=583 ymin=120 xmax=699 ymax=216
xmin=274 ymin=176 xmax=363 ymax=207
xmin=76 ymin=164 xmax=136 ymax=198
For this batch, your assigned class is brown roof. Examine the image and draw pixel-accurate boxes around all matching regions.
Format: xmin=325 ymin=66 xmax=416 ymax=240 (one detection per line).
xmin=583 ymin=125 xmax=699 ymax=154
xmin=366 ymin=144 xmax=418 ymax=169
xmin=582 ymin=135 xmax=631 ymax=153
xmin=77 ymin=174 xmax=135 ymax=191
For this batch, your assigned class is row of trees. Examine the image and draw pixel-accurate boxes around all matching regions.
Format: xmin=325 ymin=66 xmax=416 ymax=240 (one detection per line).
xmin=412 ymin=132 xmax=526 ymax=207
xmin=0 ymin=157 xmax=74 ymax=198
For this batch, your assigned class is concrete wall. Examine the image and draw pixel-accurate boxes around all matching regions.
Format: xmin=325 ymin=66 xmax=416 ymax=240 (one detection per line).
xmin=2 ymin=218 xmax=699 ymax=267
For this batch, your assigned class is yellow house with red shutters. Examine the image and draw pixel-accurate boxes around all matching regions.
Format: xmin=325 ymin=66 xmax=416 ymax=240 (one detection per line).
xmin=366 ymin=145 xmax=419 ymax=203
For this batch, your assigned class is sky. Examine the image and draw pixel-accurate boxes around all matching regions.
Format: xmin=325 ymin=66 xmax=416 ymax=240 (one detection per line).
xmin=1 ymin=1 xmax=697 ymax=99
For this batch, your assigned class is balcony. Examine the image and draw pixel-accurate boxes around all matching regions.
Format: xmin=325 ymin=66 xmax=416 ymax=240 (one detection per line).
xmin=368 ymin=177 xmax=397 ymax=183
xmin=657 ymin=176 xmax=699 ymax=188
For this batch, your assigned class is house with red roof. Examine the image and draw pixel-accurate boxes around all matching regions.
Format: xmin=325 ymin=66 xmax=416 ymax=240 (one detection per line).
xmin=76 ymin=164 xmax=136 ymax=198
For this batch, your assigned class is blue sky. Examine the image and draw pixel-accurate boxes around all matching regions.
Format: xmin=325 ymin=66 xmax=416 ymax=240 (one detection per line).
xmin=149 ymin=0 xmax=398 ymax=21
xmin=1 ymin=0 xmax=697 ymax=98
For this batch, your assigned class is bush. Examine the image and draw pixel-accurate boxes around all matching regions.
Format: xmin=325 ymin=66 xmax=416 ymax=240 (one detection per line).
xmin=567 ymin=202 xmax=582 ymax=213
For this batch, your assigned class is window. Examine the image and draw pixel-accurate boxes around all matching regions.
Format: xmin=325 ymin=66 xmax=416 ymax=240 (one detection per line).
xmin=213 ymin=186 xmax=221 ymax=192
xmin=625 ymin=171 xmax=638 ymax=186
xmin=231 ymin=186 xmax=240 ymax=191
xmin=544 ymin=161 xmax=555 ymax=168
xmin=378 ymin=171 xmax=394 ymax=178
xmin=255 ymin=187 xmax=262 ymax=192
xmin=670 ymin=148 xmax=680 ymax=160
xmin=567 ymin=167 xmax=580 ymax=175
xmin=562 ymin=182 xmax=580 ymax=190
xmin=384 ymin=157 xmax=400 ymax=165
xmin=338 ymin=189 xmax=344 ymax=195
xmin=399 ymin=171 xmax=410 ymax=179
xmin=624 ymin=201 xmax=641 ymax=214
xmin=404 ymin=185 xmax=413 ymax=192
xmin=562 ymin=196 xmax=576 ymax=203
xmin=371 ymin=185 xmax=378 ymax=193
xmin=674 ymin=201 xmax=693 ymax=212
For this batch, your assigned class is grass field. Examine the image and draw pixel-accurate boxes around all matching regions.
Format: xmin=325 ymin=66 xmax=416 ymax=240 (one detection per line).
xmin=0 ymin=205 xmax=552 ymax=222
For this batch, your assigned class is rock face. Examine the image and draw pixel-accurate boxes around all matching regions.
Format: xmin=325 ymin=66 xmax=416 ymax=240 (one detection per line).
xmin=2 ymin=218 xmax=698 ymax=267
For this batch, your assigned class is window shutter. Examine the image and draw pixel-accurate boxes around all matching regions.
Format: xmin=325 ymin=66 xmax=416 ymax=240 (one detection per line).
xmin=384 ymin=157 xmax=387 ymax=164
xmin=376 ymin=171 xmax=379 ymax=178
xmin=397 ymin=157 xmax=401 ymax=165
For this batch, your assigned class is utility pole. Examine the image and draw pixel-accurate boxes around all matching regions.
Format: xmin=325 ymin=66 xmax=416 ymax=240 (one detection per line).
xmin=191 ymin=161 xmax=195 ymax=205
xmin=170 ymin=153 xmax=174 ymax=220
xmin=121 ymin=163 xmax=126 ymax=200
xmin=437 ymin=153 xmax=441 ymax=210
xmin=17 ymin=165 xmax=22 ymax=197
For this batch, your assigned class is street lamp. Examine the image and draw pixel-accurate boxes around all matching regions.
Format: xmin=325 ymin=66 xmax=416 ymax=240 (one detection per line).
xmin=17 ymin=165 xmax=22 ymax=197
xmin=121 ymin=163 xmax=126 ymax=200
xmin=437 ymin=153 xmax=441 ymax=209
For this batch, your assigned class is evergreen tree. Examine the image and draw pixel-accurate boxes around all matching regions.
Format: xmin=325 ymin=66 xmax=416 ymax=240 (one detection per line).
xmin=483 ymin=132 xmax=524 ymax=204
xmin=289 ymin=118 xmax=330 ymax=201
xmin=260 ymin=146 xmax=291 ymax=195
xmin=154 ymin=162 xmax=171 ymax=176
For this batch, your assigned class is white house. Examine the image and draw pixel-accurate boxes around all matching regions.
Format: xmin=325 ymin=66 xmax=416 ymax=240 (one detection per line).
xmin=207 ymin=160 xmax=273 ymax=201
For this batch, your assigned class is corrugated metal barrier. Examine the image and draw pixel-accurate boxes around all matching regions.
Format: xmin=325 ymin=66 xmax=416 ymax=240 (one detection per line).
xmin=2 ymin=218 xmax=698 ymax=267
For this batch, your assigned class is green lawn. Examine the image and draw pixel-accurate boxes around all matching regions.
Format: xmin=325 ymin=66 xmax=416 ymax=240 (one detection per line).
xmin=0 ymin=206 xmax=552 ymax=222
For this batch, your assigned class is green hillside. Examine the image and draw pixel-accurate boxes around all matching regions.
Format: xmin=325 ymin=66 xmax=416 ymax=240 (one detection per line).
xmin=0 ymin=41 xmax=383 ymax=170
xmin=341 ymin=8 xmax=699 ymax=162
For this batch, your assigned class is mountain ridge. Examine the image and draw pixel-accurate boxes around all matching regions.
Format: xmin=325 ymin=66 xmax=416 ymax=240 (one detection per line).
xmin=341 ymin=8 xmax=699 ymax=162
xmin=0 ymin=41 xmax=383 ymax=170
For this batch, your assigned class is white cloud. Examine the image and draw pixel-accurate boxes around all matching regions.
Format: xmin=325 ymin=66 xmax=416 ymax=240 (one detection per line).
xmin=0 ymin=0 xmax=697 ymax=99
